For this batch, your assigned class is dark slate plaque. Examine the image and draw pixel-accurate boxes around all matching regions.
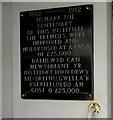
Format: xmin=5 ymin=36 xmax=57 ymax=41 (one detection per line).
xmin=20 ymin=4 xmax=94 ymax=100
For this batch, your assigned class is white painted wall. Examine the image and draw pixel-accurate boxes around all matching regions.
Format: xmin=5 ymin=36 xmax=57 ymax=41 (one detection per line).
xmin=107 ymin=2 xmax=111 ymax=118
xmin=0 ymin=2 xmax=2 ymax=119
xmin=2 ymin=2 xmax=13 ymax=118
xmin=2 ymin=2 xmax=111 ymax=118
xmin=11 ymin=2 xmax=111 ymax=118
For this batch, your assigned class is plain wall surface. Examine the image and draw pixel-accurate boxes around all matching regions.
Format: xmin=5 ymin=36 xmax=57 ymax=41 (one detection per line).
xmin=2 ymin=2 xmax=111 ymax=118
xmin=12 ymin=2 xmax=111 ymax=118
xmin=2 ymin=2 xmax=13 ymax=118
xmin=0 ymin=2 xmax=2 ymax=119
xmin=107 ymin=2 xmax=112 ymax=118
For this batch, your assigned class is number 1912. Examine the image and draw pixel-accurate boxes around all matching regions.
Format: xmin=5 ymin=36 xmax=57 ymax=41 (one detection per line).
xmin=69 ymin=7 xmax=81 ymax=13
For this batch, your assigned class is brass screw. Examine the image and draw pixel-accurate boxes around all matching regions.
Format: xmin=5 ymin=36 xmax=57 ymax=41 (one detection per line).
xmin=22 ymin=94 xmax=26 ymax=97
xmin=86 ymin=7 xmax=89 ymax=10
xmin=21 ymin=14 xmax=24 ymax=17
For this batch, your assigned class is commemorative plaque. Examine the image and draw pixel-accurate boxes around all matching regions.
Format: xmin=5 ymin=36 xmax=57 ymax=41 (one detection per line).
xmin=20 ymin=5 xmax=94 ymax=100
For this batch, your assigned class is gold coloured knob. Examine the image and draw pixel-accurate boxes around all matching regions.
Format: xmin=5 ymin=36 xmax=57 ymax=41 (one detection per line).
xmin=88 ymin=103 xmax=101 ymax=115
